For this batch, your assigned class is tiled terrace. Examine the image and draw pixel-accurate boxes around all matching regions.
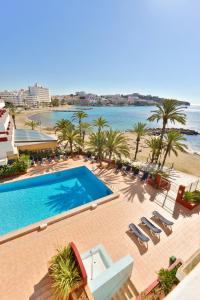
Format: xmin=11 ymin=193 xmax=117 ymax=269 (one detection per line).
xmin=1 ymin=158 xmax=200 ymax=300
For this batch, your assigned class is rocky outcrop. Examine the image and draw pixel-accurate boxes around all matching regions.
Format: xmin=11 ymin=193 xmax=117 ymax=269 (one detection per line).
xmin=147 ymin=128 xmax=199 ymax=135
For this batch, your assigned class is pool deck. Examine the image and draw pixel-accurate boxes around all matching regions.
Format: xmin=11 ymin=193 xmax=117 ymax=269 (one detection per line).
xmin=1 ymin=157 xmax=200 ymax=299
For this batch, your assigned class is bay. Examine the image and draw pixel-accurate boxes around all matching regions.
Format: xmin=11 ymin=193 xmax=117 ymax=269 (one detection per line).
xmin=30 ymin=105 xmax=200 ymax=153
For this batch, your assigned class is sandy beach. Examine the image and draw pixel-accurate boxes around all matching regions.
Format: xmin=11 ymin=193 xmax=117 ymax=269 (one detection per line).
xmin=15 ymin=107 xmax=200 ymax=177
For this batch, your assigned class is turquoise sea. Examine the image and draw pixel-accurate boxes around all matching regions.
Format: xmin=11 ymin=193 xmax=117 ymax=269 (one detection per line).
xmin=31 ymin=105 xmax=200 ymax=153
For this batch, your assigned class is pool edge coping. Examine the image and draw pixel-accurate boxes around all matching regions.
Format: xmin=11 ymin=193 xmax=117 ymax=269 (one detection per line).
xmin=0 ymin=192 xmax=120 ymax=245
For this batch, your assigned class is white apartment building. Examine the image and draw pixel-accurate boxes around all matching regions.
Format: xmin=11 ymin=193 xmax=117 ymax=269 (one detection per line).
xmin=0 ymin=100 xmax=18 ymax=165
xmin=28 ymin=83 xmax=51 ymax=104
xmin=0 ymin=91 xmax=23 ymax=106
xmin=0 ymin=83 xmax=51 ymax=107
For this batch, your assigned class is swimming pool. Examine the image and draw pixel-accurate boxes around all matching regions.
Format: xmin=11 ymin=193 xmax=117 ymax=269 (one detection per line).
xmin=0 ymin=166 xmax=112 ymax=236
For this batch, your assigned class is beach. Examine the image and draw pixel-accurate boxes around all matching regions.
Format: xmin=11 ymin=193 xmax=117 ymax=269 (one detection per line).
xmin=15 ymin=106 xmax=200 ymax=177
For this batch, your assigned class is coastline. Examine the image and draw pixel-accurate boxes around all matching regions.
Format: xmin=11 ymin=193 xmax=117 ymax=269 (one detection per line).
xmin=15 ymin=106 xmax=200 ymax=177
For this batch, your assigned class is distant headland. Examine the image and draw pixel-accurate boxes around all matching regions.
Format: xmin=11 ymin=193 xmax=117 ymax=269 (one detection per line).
xmin=52 ymin=91 xmax=190 ymax=107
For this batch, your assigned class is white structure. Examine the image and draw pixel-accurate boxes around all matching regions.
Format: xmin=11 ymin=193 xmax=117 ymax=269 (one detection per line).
xmin=28 ymin=83 xmax=51 ymax=104
xmin=0 ymin=100 xmax=18 ymax=165
xmin=0 ymin=83 xmax=51 ymax=107
xmin=0 ymin=91 xmax=23 ymax=106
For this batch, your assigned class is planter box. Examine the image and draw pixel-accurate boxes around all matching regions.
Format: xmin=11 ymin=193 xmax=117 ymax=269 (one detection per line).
xmin=177 ymin=197 xmax=200 ymax=210
xmin=136 ymin=259 xmax=183 ymax=300
xmin=68 ymin=242 xmax=88 ymax=299
xmin=70 ymin=242 xmax=87 ymax=287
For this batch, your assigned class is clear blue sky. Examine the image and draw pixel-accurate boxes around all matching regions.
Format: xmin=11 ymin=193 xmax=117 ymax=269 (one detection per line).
xmin=0 ymin=0 xmax=200 ymax=103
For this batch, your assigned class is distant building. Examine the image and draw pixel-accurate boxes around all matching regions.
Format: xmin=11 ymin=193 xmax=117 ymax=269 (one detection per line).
xmin=75 ymin=91 xmax=87 ymax=97
xmin=28 ymin=83 xmax=51 ymax=104
xmin=0 ymin=91 xmax=22 ymax=106
xmin=0 ymin=83 xmax=51 ymax=107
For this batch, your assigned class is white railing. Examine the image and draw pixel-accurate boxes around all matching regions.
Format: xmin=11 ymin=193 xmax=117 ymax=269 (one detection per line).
xmin=185 ymin=180 xmax=200 ymax=192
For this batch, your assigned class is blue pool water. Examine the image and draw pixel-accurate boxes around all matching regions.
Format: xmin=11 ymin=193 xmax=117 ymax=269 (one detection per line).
xmin=0 ymin=166 xmax=112 ymax=236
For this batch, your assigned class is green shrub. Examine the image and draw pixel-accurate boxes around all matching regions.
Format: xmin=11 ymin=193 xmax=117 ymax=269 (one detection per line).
xmin=49 ymin=245 xmax=82 ymax=300
xmin=184 ymin=191 xmax=200 ymax=202
xmin=0 ymin=158 xmax=28 ymax=179
xmin=158 ymin=267 xmax=179 ymax=295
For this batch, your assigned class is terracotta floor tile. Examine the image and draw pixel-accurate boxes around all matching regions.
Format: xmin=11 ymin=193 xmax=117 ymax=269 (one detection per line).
xmin=0 ymin=158 xmax=200 ymax=299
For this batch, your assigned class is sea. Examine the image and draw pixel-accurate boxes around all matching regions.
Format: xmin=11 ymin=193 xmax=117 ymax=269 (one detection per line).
xmin=30 ymin=105 xmax=200 ymax=154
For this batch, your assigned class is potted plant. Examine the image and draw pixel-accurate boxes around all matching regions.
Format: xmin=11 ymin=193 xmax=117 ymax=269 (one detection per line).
xmin=177 ymin=189 xmax=200 ymax=210
xmin=184 ymin=191 xmax=200 ymax=203
xmin=49 ymin=243 xmax=87 ymax=300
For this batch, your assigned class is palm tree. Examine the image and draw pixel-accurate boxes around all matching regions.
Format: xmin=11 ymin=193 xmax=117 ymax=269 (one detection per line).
xmin=25 ymin=120 xmax=40 ymax=130
xmin=8 ymin=106 xmax=17 ymax=129
xmin=132 ymin=122 xmax=147 ymax=160
xmin=148 ymin=100 xmax=186 ymax=162
xmin=54 ymin=119 xmax=73 ymax=133
xmin=161 ymin=130 xmax=187 ymax=168
xmin=72 ymin=111 xmax=88 ymax=137
xmin=80 ymin=122 xmax=91 ymax=144
xmin=105 ymin=129 xmax=130 ymax=163
xmin=58 ymin=126 xmax=80 ymax=155
xmin=145 ymin=137 xmax=160 ymax=163
xmin=93 ymin=116 xmax=109 ymax=134
xmin=87 ymin=132 xmax=106 ymax=166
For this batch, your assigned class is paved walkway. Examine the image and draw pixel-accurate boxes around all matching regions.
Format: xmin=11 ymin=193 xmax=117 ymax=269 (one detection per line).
xmin=1 ymin=158 xmax=200 ymax=299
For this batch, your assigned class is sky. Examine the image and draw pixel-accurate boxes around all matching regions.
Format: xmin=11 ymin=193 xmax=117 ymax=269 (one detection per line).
xmin=0 ymin=0 xmax=200 ymax=104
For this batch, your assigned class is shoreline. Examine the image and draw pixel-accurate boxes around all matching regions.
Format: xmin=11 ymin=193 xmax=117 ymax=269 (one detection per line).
xmin=15 ymin=107 xmax=200 ymax=177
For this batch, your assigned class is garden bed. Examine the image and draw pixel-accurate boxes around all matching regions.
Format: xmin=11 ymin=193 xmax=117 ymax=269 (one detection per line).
xmin=136 ymin=259 xmax=183 ymax=300
xmin=0 ymin=158 xmax=28 ymax=180
xmin=0 ymin=171 xmax=27 ymax=181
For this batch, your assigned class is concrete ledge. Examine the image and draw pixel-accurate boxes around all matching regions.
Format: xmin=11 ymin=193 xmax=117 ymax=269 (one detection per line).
xmin=0 ymin=192 xmax=120 ymax=245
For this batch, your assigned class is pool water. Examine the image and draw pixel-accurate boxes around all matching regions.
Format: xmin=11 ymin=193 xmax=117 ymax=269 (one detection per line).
xmin=0 ymin=166 xmax=112 ymax=236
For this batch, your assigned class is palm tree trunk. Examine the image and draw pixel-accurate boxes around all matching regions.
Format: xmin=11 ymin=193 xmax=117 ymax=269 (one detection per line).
xmin=70 ymin=142 xmax=73 ymax=155
xmin=108 ymin=152 xmax=112 ymax=165
xmin=109 ymin=152 xmax=112 ymax=161
xmin=155 ymin=121 xmax=166 ymax=163
xmin=98 ymin=152 xmax=102 ymax=166
xmin=83 ymin=132 xmax=85 ymax=144
xmin=151 ymin=150 xmax=156 ymax=163
xmin=13 ymin=116 xmax=16 ymax=129
xmin=79 ymin=119 xmax=82 ymax=138
xmin=134 ymin=138 xmax=140 ymax=160
xmin=161 ymin=148 xmax=169 ymax=168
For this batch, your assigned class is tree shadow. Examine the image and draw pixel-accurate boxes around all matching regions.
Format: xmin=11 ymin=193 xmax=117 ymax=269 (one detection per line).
xmin=120 ymin=178 xmax=149 ymax=203
xmin=126 ymin=230 xmax=148 ymax=255
xmin=29 ymin=273 xmax=52 ymax=300
xmin=45 ymin=181 xmax=92 ymax=214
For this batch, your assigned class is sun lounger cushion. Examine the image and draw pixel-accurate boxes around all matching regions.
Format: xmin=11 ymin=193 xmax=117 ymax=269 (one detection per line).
xmin=129 ymin=223 xmax=150 ymax=242
xmin=152 ymin=211 xmax=174 ymax=226
xmin=141 ymin=217 xmax=162 ymax=234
